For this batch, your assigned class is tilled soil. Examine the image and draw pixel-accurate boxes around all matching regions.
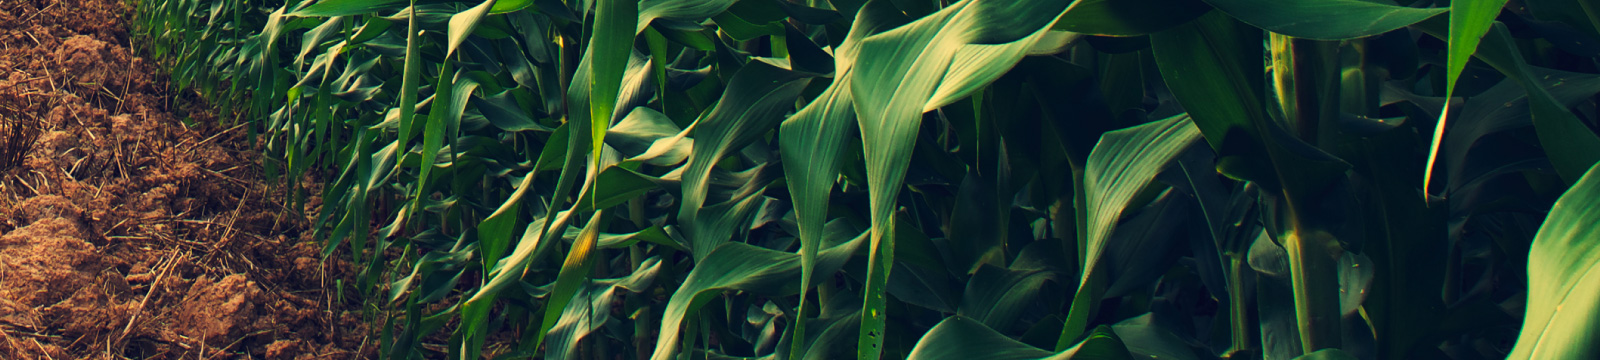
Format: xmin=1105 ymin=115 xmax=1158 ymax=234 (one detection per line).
xmin=0 ymin=0 xmax=370 ymax=358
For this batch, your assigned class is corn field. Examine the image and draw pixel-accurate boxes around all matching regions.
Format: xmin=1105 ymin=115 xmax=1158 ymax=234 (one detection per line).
xmin=112 ymin=0 xmax=1600 ymax=358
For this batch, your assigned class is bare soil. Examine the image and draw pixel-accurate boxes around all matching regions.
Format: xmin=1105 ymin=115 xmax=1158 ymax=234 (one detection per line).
xmin=0 ymin=0 xmax=370 ymax=358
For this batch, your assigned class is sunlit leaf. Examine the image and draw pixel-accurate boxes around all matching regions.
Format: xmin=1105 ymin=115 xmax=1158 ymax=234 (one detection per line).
xmin=1508 ymin=163 xmax=1600 ymax=359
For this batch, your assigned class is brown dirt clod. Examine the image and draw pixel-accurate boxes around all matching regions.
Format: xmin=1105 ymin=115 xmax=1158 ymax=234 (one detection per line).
xmin=0 ymin=0 xmax=370 ymax=359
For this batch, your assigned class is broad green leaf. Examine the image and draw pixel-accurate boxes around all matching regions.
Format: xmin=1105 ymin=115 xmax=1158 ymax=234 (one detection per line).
xmin=638 ymin=0 xmax=738 ymax=34
xmin=589 ymin=0 xmax=637 ymax=171
xmin=1525 ymin=0 xmax=1600 ymax=41
xmin=1202 ymin=0 xmax=1444 ymax=40
xmin=395 ymin=3 xmax=423 ymax=182
xmin=1507 ymin=159 xmax=1600 ymax=358
xmin=1336 ymin=252 xmax=1373 ymax=316
xmin=677 ymin=61 xmax=812 ymax=261
xmin=946 ymin=172 xmax=1008 ymax=275
xmin=958 ymin=265 xmax=1058 ymax=332
xmin=1414 ymin=20 xmax=1600 ymax=185
xmin=489 ymin=0 xmax=536 ymax=14
xmin=473 ymin=106 xmax=564 ymax=275
xmin=1151 ymin=18 xmax=1349 ymax=352
xmin=1149 ymin=11 xmax=1270 ymax=182
xmin=533 ymin=211 xmax=609 ymax=351
xmin=414 ymin=66 xmax=469 ymax=226
xmin=1112 ymin=313 xmax=1207 ymax=360
xmin=447 ymin=0 xmax=499 ymax=58
xmin=1051 ymin=0 xmax=1211 ymax=36
xmin=574 ymin=165 xmax=661 ymax=213
xmin=649 ymin=230 xmax=868 ymax=360
xmin=908 ymin=317 xmax=1132 ymax=360
xmin=844 ymin=1 xmax=1071 ymax=356
xmin=291 ymin=0 xmax=408 ymax=17
xmin=591 ymin=226 xmax=683 ymax=251
xmin=1100 ymin=191 xmax=1190 ymax=298
xmin=546 ymin=258 xmax=663 ymax=360
xmin=1472 ymin=25 xmax=1600 ymax=184
xmin=784 ymin=297 xmax=864 ymax=360
xmin=608 ymin=107 xmax=685 ymax=156
xmin=1422 ymin=0 xmax=1512 ymax=195
xmin=1058 ymin=114 xmax=1202 ymax=347
xmin=775 ymin=3 xmax=898 ymax=355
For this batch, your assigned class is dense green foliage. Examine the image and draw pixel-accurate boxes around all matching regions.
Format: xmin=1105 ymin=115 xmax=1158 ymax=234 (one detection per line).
xmin=132 ymin=0 xmax=1600 ymax=358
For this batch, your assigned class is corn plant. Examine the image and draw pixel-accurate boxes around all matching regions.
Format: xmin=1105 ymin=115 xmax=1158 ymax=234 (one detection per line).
xmin=133 ymin=0 xmax=1600 ymax=359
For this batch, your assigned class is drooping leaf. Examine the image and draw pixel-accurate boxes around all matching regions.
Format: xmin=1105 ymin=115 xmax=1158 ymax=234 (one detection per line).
xmin=546 ymin=258 xmax=663 ymax=360
xmin=907 ymin=317 xmax=1132 ymax=360
xmin=1058 ymin=114 xmax=1203 ymax=346
xmin=957 ymin=265 xmax=1058 ymax=332
xmin=677 ymin=61 xmax=812 ymax=261
xmin=779 ymin=79 xmax=857 ymax=360
xmin=649 ymin=229 xmax=867 ymax=360
xmin=447 ymin=0 xmax=499 ymax=58
xmin=1422 ymin=0 xmax=1513 ymax=195
xmin=533 ymin=211 xmax=609 ymax=350
xmin=292 ymin=0 xmax=408 ymax=17
xmin=1202 ymin=0 xmax=1444 ymax=40
xmin=1051 ymin=0 xmax=1211 ymax=36
xmin=637 ymin=0 xmax=738 ymax=33
xmin=844 ymin=1 xmax=1072 ymax=356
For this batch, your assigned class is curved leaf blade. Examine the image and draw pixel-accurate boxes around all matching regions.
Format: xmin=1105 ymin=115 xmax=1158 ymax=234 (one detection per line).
xmin=1508 ymin=165 xmax=1600 ymax=358
xmin=1422 ymin=0 xmax=1512 ymax=195
xmin=909 ymin=317 xmax=1132 ymax=360
xmin=1058 ymin=114 xmax=1202 ymax=345
xmin=649 ymin=231 xmax=867 ymax=360
xmin=845 ymin=1 xmax=1071 ymax=356
xmin=1203 ymin=0 xmax=1444 ymax=40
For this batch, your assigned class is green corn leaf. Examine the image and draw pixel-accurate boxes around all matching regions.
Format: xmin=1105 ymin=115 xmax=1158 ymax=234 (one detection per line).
xmin=447 ymin=0 xmax=499 ymax=58
xmin=395 ymin=2 xmax=424 ymax=179
xmin=650 ymin=229 xmax=868 ymax=360
xmin=908 ymin=317 xmax=1131 ymax=360
xmin=1202 ymin=0 xmax=1444 ymax=40
xmin=414 ymin=64 xmax=468 ymax=224
xmin=1508 ymin=162 xmax=1600 ymax=359
xmin=1149 ymin=11 xmax=1270 ymax=184
xmin=780 ymin=80 xmax=856 ymax=360
xmin=546 ymin=257 xmax=663 ymax=360
xmin=292 ymin=0 xmax=408 ymax=17
xmin=607 ymin=107 xmax=684 ymax=156
xmin=774 ymin=3 xmax=907 ymax=355
xmin=843 ymin=1 xmax=1071 ymax=356
xmin=957 ymin=265 xmax=1059 ymax=332
xmin=1051 ymin=0 xmax=1211 ymax=36
xmin=1467 ymin=24 xmax=1600 ymax=184
xmin=1057 ymin=114 xmax=1202 ymax=347
xmin=638 ymin=0 xmax=739 ymax=34
xmin=489 ymin=0 xmax=537 ymax=14
xmin=676 ymin=61 xmax=812 ymax=260
xmin=589 ymin=0 xmax=637 ymax=172
xmin=1422 ymin=0 xmax=1511 ymax=196
xmin=475 ymin=123 xmax=567 ymax=270
xmin=1525 ymin=0 xmax=1600 ymax=41
xmin=574 ymin=165 xmax=661 ymax=213
xmin=534 ymin=211 xmax=610 ymax=350
xmin=1112 ymin=313 xmax=1209 ymax=360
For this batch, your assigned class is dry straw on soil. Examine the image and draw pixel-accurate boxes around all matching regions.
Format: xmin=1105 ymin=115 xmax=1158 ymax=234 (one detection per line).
xmin=0 ymin=113 xmax=40 ymax=172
